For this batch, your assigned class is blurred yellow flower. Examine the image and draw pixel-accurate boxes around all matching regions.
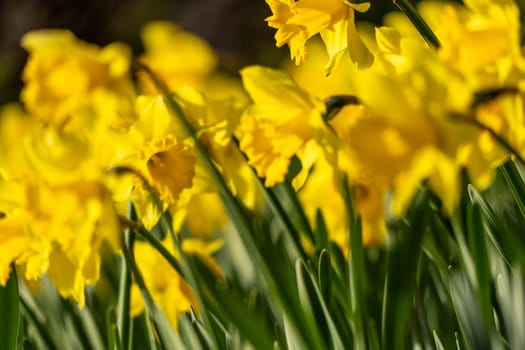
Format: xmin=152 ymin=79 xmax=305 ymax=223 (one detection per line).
xmin=130 ymin=236 xmax=222 ymax=330
xmin=333 ymin=27 xmax=518 ymax=215
xmin=283 ymin=39 xmax=355 ymax=98
xmin=21 ymin=29 xmax=135 ymax=130
xmin=138 ymin=21 xmax=218 ymax=94
xmin=299 ymin=153 xmax=386 ymax=249
xmin=0 ymin=124 xmax=119 ymax=307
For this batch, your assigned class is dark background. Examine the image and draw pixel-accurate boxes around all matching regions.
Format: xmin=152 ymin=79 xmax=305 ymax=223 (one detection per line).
xmin=0 ymin=0 xmax=396 ymax=105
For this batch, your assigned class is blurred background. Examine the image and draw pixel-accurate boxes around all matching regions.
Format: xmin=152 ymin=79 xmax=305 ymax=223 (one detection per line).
xmin=0 ymin=0 xmax=396 ymax=105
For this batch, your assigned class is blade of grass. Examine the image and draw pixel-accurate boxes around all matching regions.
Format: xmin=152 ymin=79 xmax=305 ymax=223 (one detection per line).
xmin=381 ymin=187 xmax=429 ymax=350
xmin=107 ymin=307 xmax=124 ymax=350
xmin=393 ymin=0 xmax=441 ymax=47
xmin=467 ymin=185 xmax=510 ymax=266
xmin=120 ymin=230 xmax=179 ymax=349
xmin=296 ymin=260 xmax=346 ymax=350
xmin=275 ymin=180 xmax=315 ymax=243
xmin=341 ymin=174 xmax=367 ymax=349
xmin=18 ymin=283 xmax=54 ymax=349
xmin=232 ymin=137 xmax=307 ymax=260
xmin=117 ymin=201 xmax=135 ymax=350
xmin=466 ymin=202 xmax=494 ymax=335
xmin=318 ymin=249 xmax=332 ymax=309
xmin=0 ymin=267 xmax=20 ymax=350
xmin=499 ymin=161 xmax=525 ymax=219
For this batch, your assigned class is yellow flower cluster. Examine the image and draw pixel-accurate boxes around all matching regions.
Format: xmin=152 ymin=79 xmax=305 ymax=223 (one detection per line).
xmin=0 ymin=22 xmax=250 ymax=317
xmin=251 ymin=0 xmax=525 ymax=245
xmin=2 ymin=0 xmax=524 ymax=324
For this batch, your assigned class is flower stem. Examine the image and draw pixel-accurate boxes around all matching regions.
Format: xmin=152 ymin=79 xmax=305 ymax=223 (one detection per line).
xmin=135 ymin=227 xmax=185 ymax=276
xmin=116 ymin=201 xmax=135 ymax=350
xmin=450 ymin=112 xmax=525 ymax=166
xmin=324 ymin=95 xmax=360 ymax=122
xmin=394 ymin=0 xmax=440 ymax=48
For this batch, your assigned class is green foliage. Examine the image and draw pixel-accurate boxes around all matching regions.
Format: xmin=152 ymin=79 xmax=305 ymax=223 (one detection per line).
xmin=7 ymin=91 xmax=525 ymax=350
xmin=0 ymin=268 xmax=20 ymax=350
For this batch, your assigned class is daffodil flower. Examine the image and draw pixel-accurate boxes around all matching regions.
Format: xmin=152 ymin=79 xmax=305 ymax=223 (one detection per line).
xmin=265 ymin=0 xmax=373 ymax=73
xmin=237 ymin=65 xmax=328 ymax=187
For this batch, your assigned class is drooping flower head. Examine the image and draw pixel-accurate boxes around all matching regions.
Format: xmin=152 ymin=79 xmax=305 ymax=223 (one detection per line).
xmin=237 ymin=65 xmax=328 ymax=187
xmin=0 ymin=106 xmax=119 ymax=306
xmin=265 ymin=0 xmax=373 ymax=73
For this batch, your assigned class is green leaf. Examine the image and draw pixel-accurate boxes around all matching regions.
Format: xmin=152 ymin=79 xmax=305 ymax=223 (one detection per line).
xmin=467 ymin=185 xmax=509 ymax=265
xmin=466 ymin=203 xmax=494 ymax=332
xmin=315 ymin=210 xmax=330 ymax=251
xmin=394 ymin=0 xmax=441 ymax=47
xmin=274 ymin=323 xmax=288 ymax=350
xmin=295 ymin=261 xmax=328 ymax=348
xmin=275 ymin=180 xmax=315 ymax=243
xmin=0 ymin=267 xmax=20 ymax=350
xmin=381 ymin=187 xmax=429 ymax=350
xmin=318 ymin=249 xmax=332 ymax=308
xmin=117 ymin=202 xmax=134 ymax=350
xmin=107 ymin=307 xmax=123 ymax=350
xmin=433 ymin=330 xmax=446 ymax=350
xmin=178 ymin=314 xmax=206 ymax=350
xmin=296 ymin=260 xmax=347 ymax=350
xmin=499 ymin=161 xmax=525 ymax=219
xmin=449 ymin=274 xmax=490 ymax=349
xmin=341 ymin=175 xmax=367 ymax=350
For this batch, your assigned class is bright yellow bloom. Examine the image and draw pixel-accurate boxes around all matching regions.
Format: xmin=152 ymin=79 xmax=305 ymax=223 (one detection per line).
xmin=114 ymin=95 xmax=197 ymax=229
xmin=299 ymin=153 xmax=386 ymax=249
xmin=117 ymin=88 xmax=255 ymax=231
xmin=237 ymin=65 xmax=328 ymax=187
xmin=137 ymin=21 xmax=218 ymax=94
xmin=130 ymin=236 xmax=222 ymax=330
xmin=384 ymin=0 xmax=523 ymax=87
xmin=0 ymin=104 xmax=35 ymax=180
xmin=0 ymin=122 xmax=119 ymax=307
xmin=383 ymin=1 xmax=525 ymax=168
xmin=21 ymin=29 xmax=135 ymax=130
xmin=283 ymin=39 xmax=355 ymax=98
xmin=334 ymin=27 xmax=517 ymax=215
xmin=265 ymin=0 xmax=373 ymax=72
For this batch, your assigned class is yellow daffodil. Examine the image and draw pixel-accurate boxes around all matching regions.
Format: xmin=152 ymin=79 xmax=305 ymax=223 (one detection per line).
xmin=237 ymin=65 xmax=328 ymax=187
xmin=137 ymin=21 xmax=218 ymax=94
xmin=0 ymin=123 xmax=119 ymax=307
xmin=334 ymin=27 xmax=516 ymax=215
xmin=21 ymin=29 xmax=136 ymax=130
xmin=299 ymin=153 xmax=386 ymax=250
xmin=118 ymin=88 xmax=254 ymax=231
xmin=130 ymin=236 xmax=222 ymax=330
xmin=265 ymin=0 xmax=373 ymax=73
xmin=283 ymin=39 xmax=355 ymax=98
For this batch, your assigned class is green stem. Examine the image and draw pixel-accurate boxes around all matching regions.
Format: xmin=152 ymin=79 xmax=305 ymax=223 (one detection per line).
xmin=341 ymin=174 xmax=367 ymax=349
xmin=450 ymin=112 xmax=525 ymax=166
xmin=120 ymin=231 xmax=154 ymax=314
xmin=277 ymin=181 xmax=316 ymax=243
xmin=120 ymin=231 xmax=168 ymax=349
xmin=135 ymin=227 xmax=185 ymax=276
xmin=323 ymin=95 xmax=360 ymax=122
xmin=394 ymin=0 xmax=440 ymax=48
xmin=232 ymin=137 xmax=308 ymax=261
xmin=499 ymin=161 xmax=525 ymax=219
xmin=116 ymin=202 xmax=135 ymax=350
xmin=19 ymin=293 xmax=55 ymax=349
